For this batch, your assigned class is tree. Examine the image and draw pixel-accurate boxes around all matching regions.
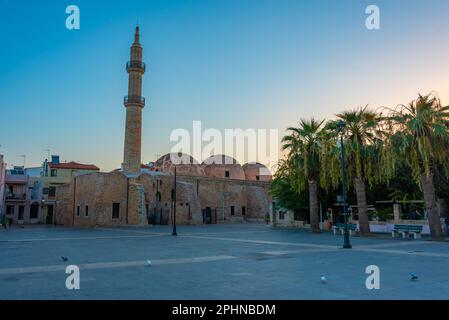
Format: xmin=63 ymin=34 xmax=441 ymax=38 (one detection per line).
xmin=324 ymin=107 xmax=384 ymax=236
xmin=270 ymin=159 xmax=309 ymax=216
xmin=281 ymin=118 xmax=325 ymax=233
xmin=384 ymin=93 xmax=449 ymax=241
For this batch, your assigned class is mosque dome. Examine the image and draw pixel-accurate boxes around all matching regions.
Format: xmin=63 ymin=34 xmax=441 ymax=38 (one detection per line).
xmin=202 ymin=155 xmax=246 ymax=180
xmin=154 ymin=153 xmax=205 ymax=176
xmin=242 ymin=162 xmax=272 ymax=182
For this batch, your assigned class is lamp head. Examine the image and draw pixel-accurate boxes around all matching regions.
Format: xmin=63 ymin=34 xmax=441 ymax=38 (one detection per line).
xmin=337 ymin=120 xmax=346 ymax=132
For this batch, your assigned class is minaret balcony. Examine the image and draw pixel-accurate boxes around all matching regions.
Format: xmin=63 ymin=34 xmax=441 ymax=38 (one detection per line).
xmin=126 ymin=61 xmax=146 ymax=73
xmin=124 ymin=95 xmax=145 ymax=107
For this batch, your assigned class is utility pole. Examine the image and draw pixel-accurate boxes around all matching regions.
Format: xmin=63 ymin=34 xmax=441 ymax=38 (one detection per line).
xmin=172 ymin=166 xmax=177 ymax=236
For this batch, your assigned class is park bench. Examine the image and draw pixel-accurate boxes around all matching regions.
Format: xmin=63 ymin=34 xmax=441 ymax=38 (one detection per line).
xmin=333 ymin=223 xmax=357 ymax=236
xmin=391 ymin=224 xmax=423 ymax=239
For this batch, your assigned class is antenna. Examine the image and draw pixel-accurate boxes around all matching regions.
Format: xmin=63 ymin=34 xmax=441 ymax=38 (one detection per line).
xmin=19 ymin=154 xmax=26 ymax=167
xmin=43 ymin=149 xmax=50 ymax=160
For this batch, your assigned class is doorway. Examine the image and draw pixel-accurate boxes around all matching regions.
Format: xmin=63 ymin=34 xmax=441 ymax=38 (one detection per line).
xmin=18 ymin=206 xmax=24 ymax=221
xmin=46 ymin=205 xmax=54 ymax=224
xmin=203 ymin=207 xmax=212 ymax=224
xmin=30 ymin=203 xmax=39 ymax=220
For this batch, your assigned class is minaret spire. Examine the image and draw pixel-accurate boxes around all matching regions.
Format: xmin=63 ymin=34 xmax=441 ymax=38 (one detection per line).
xmin=122 ymin=27 xmax=146 ymax=174
xmin=134 ymin=26 xmax=140 ymax=43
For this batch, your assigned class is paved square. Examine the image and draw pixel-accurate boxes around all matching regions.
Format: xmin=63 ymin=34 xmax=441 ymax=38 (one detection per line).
xmin=0 ymin=224 xmax=448 ymax=300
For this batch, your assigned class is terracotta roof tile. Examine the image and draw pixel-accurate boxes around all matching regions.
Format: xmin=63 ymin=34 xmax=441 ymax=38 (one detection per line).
xmin=48 ymin=162 xmax=99 ymax=171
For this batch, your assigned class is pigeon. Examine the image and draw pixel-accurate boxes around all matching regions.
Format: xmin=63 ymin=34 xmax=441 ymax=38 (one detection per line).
xmin=320 ymin=275 xmax=327 ymax=284
xmin=61 ymin=257 xmax=69 ymax=262
xmin=146 ymin=260 xmax=152 ymax=266
xmin=410 ymin=273 xmax=418 ymax=281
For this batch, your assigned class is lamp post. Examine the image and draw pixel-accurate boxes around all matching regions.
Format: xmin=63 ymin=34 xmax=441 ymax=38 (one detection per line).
xmin=172 ymin=166 xmax=177 ymax=236
xmin=337 ymin=120 xmax=352 ymax=249
xmin=221 ymin=192 xmax=229 ymax=223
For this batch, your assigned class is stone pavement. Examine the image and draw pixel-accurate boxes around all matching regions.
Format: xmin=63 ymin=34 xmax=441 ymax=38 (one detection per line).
xmin=0 ymin=223 xmax=448 ymax=300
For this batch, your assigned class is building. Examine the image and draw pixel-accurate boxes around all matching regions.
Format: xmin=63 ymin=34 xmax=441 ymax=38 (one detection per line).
xmin=30 ymin=155 xmax=100 ymax=224
xmin=4 ymin=166 xmax=32 ymax=224
xmin=55 ymin=27 xmax=272 ymax=228
xmin=0 ymin=155 xmax=6 ymax=219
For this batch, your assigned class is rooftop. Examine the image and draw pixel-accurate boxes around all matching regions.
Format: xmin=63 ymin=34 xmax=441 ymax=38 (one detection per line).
xmin=48 ymin=161 xmax=99 ymax=171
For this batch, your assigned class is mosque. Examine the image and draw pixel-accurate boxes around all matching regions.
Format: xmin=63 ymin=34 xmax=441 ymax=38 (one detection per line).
xmin=55 ymin=27 xmax=272 ymax=227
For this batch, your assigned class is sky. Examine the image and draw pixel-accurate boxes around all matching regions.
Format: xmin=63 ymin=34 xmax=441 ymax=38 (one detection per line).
xmin=0 ymin=0 xmax=448 ymax=171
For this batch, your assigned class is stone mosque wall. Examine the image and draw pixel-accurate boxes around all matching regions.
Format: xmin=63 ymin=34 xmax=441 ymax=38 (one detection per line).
xmin=55 ymin=170 xmax=271 ymax=227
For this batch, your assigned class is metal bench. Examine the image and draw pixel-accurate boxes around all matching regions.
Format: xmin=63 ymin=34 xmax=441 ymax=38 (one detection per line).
xmin=333 ymin=223 xmax=357 ymax=236
xmin=392 ymin=224 xmax=423 ymax=239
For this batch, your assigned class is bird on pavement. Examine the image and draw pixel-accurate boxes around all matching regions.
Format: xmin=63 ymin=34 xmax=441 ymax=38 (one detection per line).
xmin=61 ymin=257 xmax=69 ymax=262
xmin=410 ymin=273 xmax=418 ymax=281
xmin=320 ymin=275 xmax=327 ymax=284
xmin=146 ymin=260 xmax=152 ymax=266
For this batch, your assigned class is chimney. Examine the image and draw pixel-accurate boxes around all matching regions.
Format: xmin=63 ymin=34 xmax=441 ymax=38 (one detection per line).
xmin=51 ymin=155 xmax=60 ymax=164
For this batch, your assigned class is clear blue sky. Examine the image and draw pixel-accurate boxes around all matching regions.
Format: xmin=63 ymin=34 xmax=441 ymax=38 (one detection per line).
xmin=1 ymin=0 xmax=448 ymax=171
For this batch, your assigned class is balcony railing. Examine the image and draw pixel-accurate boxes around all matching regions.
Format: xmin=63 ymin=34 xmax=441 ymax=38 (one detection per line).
xmin=6 ymin=193 xmax=26 ymax=201
xmin=126 ymin=61 xmax=146 ymax=73
xmin=124 ymin=95 xmax=146 ymax=106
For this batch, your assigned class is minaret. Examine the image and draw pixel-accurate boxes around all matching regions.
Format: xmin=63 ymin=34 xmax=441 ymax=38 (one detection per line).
xmin=123 ymin=26 xmax=146 ymax=173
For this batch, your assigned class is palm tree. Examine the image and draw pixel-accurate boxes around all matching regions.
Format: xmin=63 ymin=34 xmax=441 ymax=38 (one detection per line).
xmin=281 ymin=118 xmax=325 ymax=233
xmin=324 ymin=107 xmax=384 ymax=236
xmin=385 ymin=93 xmax=449 ymax=241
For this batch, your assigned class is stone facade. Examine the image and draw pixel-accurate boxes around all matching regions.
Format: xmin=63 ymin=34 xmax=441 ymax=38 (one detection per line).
xmin=55 ymin=170 xmax=271 ymax=227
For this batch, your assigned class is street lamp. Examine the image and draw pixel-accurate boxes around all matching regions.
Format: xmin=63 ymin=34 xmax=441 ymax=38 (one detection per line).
xmin=221 ymin=192 xmax=230 ymax=223
xmin=337 ymin=120 xmax=352 ymax=249
xmin=172 ymin=166 xmax=177 ymax=236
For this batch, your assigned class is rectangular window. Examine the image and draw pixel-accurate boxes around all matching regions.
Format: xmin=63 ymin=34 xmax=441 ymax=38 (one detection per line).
xmin=85 ymin=205 xmax=89 ymax=217
xmin=8 ymin=185 xmax=13 ymax=195
xmin=225 ymin=171 xmax=230 ymax=178
xmin=48 ymin=187 xmax=56 ymax=197
xmin=76 ymin=206 xmax=80 ymax=217
xmin=43 ymin=188 xmax=49 ymax=195
xmin=256 ymin=175 xmax=260 ymax=181
xmin=6 ymin=205 xmax=14 ymax=215
xmin=112 ymin=203 xmax=120 ymax=219
xmin=50 ymin=169 xmax=57 ymax=177
xmin=279 ymin=211 xmax=285 ymax=220
xmin=242 ymin=206 xmax=246 ymax=216
xmin=230 ymin=206 xmax=235 ymax=216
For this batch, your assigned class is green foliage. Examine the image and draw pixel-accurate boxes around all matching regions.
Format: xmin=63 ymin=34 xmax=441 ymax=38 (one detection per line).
xmin=322 ymin=106 xmax=386 ymax=189
xmin=373 ymin=207 xmax=394 ymax=222
xmin=281 ymin=118 xmax=325 ymax=192
xmin=270 ymin=92 xmax=449 ymax=226
xmin=384 ymin=92 xmax=449 ymax=183
xmin=270 ymin=159 xmax=308 ymax=211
